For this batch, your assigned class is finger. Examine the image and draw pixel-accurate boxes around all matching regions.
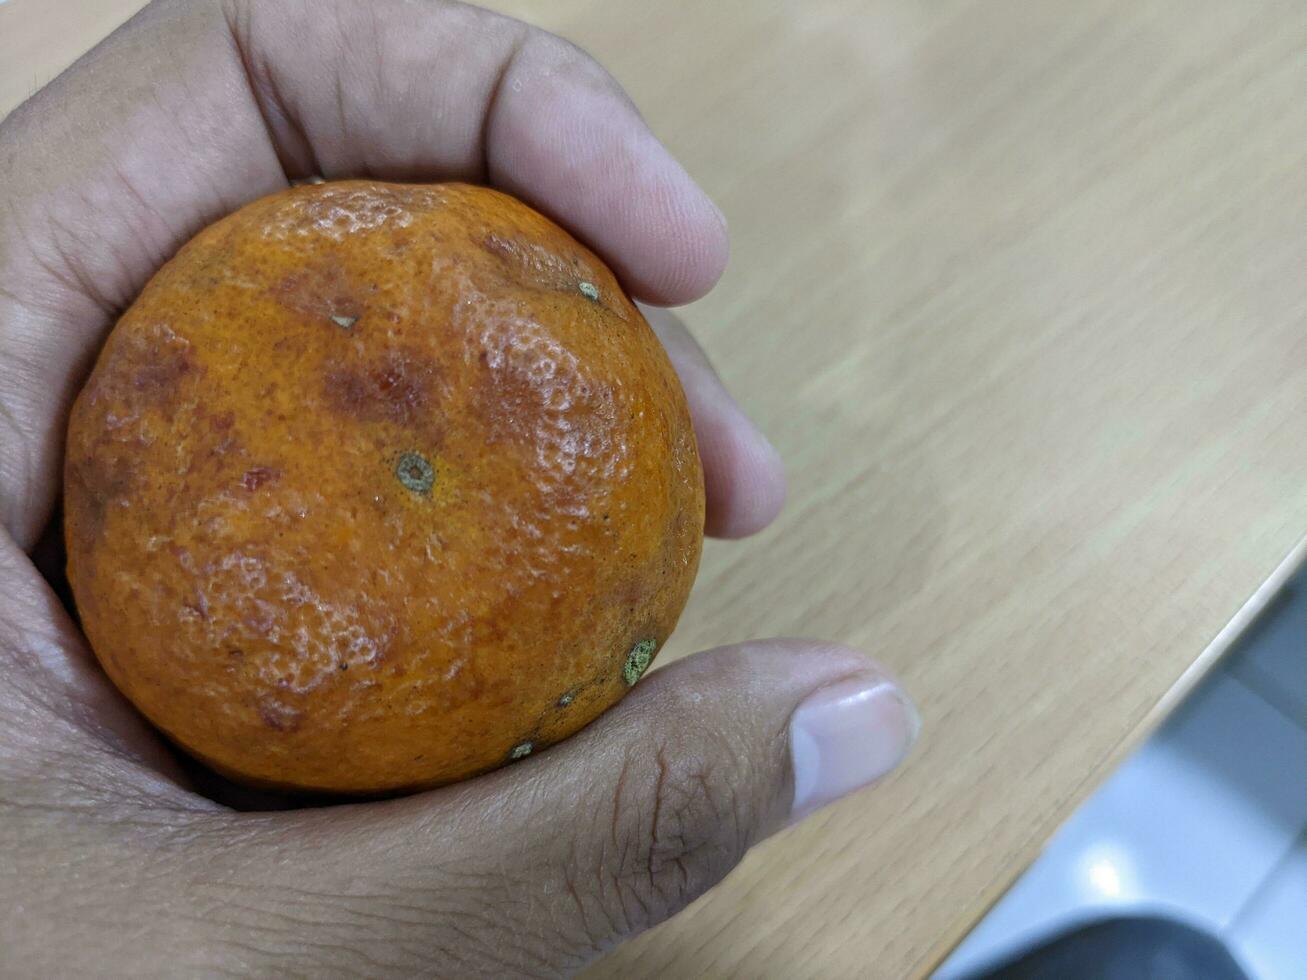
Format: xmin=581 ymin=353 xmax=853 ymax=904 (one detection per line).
xmin=209 ymin=640 xmax=918 ymax=976
xmin=0 ymin=531 xmax=188 ymax=784
xmin=641 ymin=305 xmax=787 ymax=537
xmin=232 ymin=0 xmax=728 ymax=304
xmin=0 ymin=0 xmax=728 ymax=549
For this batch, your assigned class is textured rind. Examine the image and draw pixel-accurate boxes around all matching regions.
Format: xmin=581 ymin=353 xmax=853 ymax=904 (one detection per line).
xmin=63 ymin=181 xmax=705 ymax=793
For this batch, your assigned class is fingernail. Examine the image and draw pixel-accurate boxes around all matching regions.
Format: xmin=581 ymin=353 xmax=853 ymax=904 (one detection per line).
xmin=789 ymin=676 xmax=920 ymax=820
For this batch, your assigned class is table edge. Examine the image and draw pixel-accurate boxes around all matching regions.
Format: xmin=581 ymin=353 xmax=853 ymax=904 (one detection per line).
xmin=921 ymin=529 xmax=1307 ymax=976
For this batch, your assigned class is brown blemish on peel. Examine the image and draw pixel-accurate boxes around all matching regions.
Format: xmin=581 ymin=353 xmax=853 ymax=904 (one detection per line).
xmin=207 ymin=410 xmax=235 ymax=435
xmin=481 ymin=232 xmax=593 ymax=297
xmin=85 ymin=327 xmax=202 ymax=423
xmin=472 ymin=334 xmax=616 ymax=454
xmin=239 ymin=467 xmax=280 ymax=491
xmin=617 ymin=575 xmax=653 ymax=613
xmin=473 ymin=346 xmax=538 ymax=443
xmin=325 ymin=350 xmax=441 ymax=430
xmin=274 ymin=265 xmax=366 ymax=325
xmin=130 ymin=347 xmax=194 ymax=396
xmin=257 ymin=697 xmax=303 ymax=733
xmin=66 ymin=453 xmax=137 ymax=549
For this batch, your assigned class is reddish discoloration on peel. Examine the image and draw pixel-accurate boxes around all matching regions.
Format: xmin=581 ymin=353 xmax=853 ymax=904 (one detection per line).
xmin=479 ymin=229 xmax=603 ymax=302
xmin=64 ymin=452 xmax=137 ymax=552
xmin=83 ymin=326 xmax=200 ymax=427
xmin=474 ymin=346 xmax=542 ymax=444
xmin=274 ymin=264 xmax=366 ymax=325
xmin=324 ymin=350 xmax=442 ymax=431
xmin=130 ymin=348 xmax=194 ymax=396
xmin=258 ymin=697 xmax=304 ymax=733
xmin=239 ymin=467 xmax=279 ymax=492
xmin=64 ymin=182 xmax=704 ymax=794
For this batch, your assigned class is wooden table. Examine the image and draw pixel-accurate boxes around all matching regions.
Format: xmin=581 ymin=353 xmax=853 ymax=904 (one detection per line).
xmin=5 ymin=1 xmax=1306 ymax=976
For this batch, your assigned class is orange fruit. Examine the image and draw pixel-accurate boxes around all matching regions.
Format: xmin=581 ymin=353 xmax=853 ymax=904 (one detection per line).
xmin=63 ymin=181 xmax=704 ymax=793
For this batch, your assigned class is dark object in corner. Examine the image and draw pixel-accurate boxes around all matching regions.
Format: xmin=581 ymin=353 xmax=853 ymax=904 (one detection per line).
xmin=960 ymin=915 xmax=1249 ymax=980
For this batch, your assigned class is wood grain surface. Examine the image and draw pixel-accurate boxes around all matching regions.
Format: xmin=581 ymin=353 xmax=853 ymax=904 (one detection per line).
xmin=4 ymin=1 xmax=1306 ymax=976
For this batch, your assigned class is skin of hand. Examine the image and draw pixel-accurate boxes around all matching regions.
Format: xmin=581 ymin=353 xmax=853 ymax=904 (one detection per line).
xmin=0 ymin=1 xmax=920 ymax=975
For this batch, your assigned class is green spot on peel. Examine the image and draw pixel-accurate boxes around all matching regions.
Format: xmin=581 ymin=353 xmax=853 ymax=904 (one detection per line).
xmin=578 ymin=281 xmax=599 ymax=301
xmin=623 ymin=639 xmax=657 ymax=686
xmin=557 ymin=690 xmax=576 ymax=707
xmin=510 ymin=741 xmax=533 ymax=760
xmin=395 ymin=451 xmax=434 ymax=495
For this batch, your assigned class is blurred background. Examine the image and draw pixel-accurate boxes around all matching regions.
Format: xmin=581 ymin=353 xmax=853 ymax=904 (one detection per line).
xmin=3 ymin=1 xmax=1305 ymax=976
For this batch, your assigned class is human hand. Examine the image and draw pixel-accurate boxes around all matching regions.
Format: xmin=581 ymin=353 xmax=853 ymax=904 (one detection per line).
xmin=0 ymin=1 xmax=919 ymax=975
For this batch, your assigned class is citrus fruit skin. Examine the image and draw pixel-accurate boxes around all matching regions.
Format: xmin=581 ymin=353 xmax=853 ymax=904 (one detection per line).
xmin=63 ymin=181 xmax=704 ymax=793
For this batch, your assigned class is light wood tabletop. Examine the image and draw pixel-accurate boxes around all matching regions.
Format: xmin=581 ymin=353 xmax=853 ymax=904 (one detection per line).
xmin=4 ymin=0 xmax=1306 ymax=976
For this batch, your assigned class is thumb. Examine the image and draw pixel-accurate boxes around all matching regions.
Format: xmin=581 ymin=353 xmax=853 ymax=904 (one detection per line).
xmin=212 ymin=640 xmax=919 ymax=977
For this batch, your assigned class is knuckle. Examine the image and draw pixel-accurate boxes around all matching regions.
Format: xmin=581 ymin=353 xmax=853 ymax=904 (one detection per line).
xmin=518 ymin=29 xmax=627 ymax=101
xmin=594 ymin=723 xmax=757 ymax=932
xmin=520 ymin=29 xmax=587 ymax=69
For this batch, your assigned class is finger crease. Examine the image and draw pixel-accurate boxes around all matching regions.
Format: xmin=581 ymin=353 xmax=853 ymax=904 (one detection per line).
xmin=479 ymin=28 xmax=530 ymax=186
xmin=219 ymin=2 xmax=306 ymax=183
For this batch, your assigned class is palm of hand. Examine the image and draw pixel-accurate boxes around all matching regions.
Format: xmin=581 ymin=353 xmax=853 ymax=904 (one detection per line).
xmin=0 ymin=2 xmax=913 ymax=975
